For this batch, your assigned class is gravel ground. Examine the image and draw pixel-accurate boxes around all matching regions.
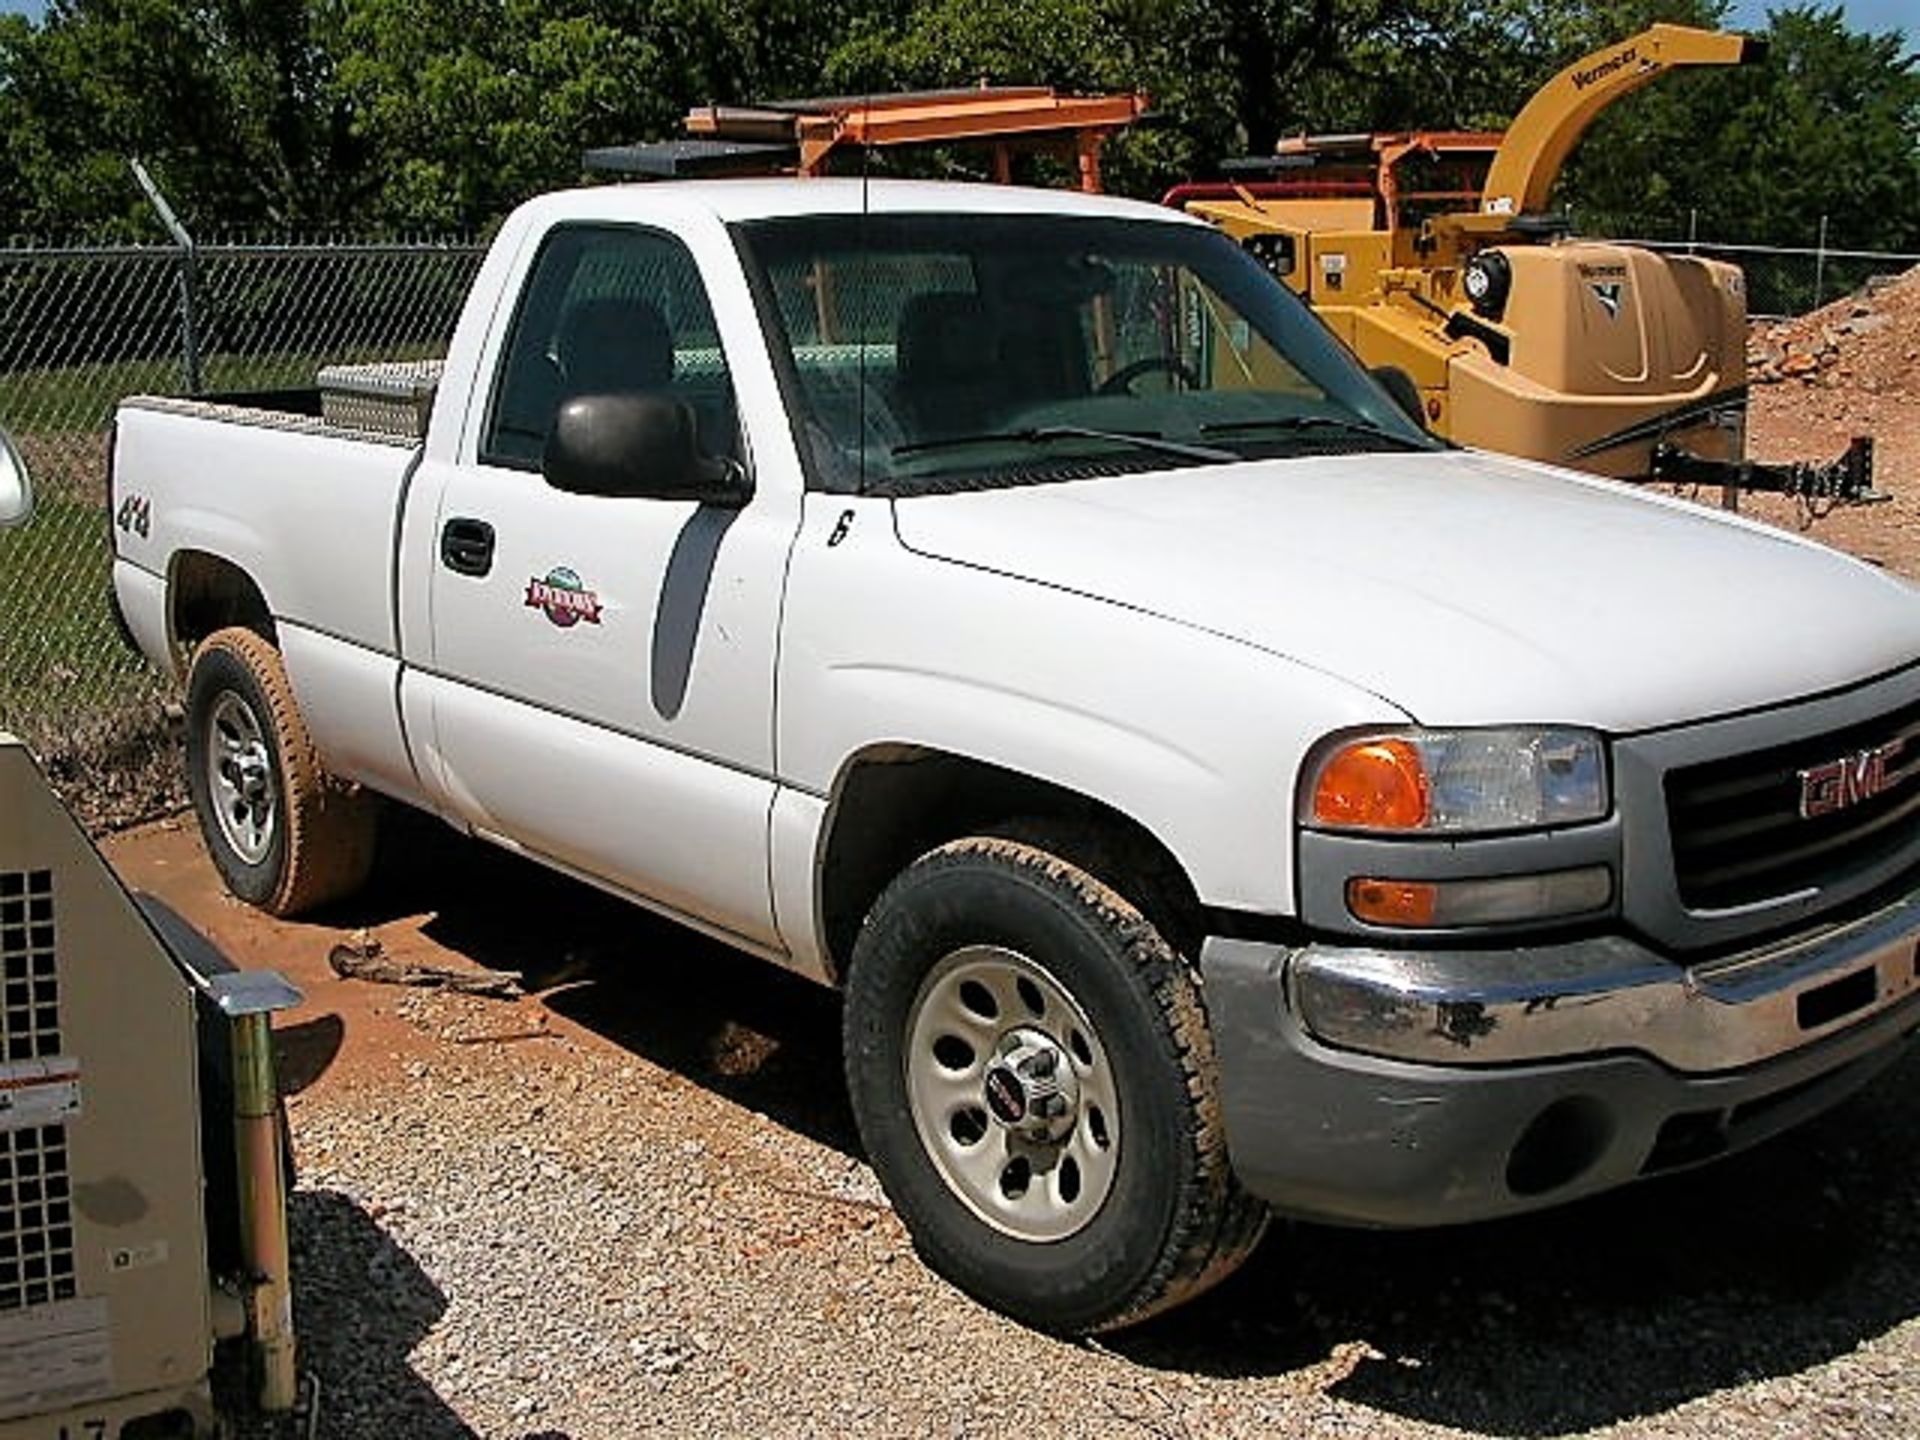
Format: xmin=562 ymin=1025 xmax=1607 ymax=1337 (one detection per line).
xmin=101 ymin=813 xmax=1920 ymax=1440
xmin=276 ymin=946 xmax=1920 ymax=1440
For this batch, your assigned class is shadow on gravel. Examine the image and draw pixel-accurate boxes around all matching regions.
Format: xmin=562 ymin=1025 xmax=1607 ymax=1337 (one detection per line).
xmin=330 ymin=812 xmax=858 ymax=1157
xmin=276 ymin=1012 xmax=346 ymax=1095
xmin=221 ymin=1189 xmax=473 ymax=1439
xmin=1113 ymin=1043 xmax=1920 ymax=1434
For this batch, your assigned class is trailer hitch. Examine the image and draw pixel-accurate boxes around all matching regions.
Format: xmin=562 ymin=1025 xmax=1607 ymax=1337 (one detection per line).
xmin=1651 ymin=434 xmax=1888 ymax=505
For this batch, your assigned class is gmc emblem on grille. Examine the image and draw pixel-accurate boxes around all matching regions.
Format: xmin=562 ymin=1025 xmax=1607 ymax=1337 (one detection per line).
xmin=1798 ymin=739 xmax=1903 ymax=819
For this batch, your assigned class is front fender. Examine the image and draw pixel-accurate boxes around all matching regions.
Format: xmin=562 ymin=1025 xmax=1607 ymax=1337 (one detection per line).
xmin=779 ymin=499 xmax=1407 ymax=915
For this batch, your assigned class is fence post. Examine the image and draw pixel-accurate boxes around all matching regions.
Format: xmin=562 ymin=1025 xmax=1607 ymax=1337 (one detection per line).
xmin=1687 ymin=208 xmax=1698 ymax=253
xmin=1814 ymin=213 xmax=1829 ymax=311
xmin=129 ymin=159 xmax=203 ymax=395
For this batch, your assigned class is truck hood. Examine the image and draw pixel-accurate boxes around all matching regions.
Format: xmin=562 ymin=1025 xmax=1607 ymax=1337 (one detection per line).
xmin=890 ymin=450 xmax=1920 ymax=732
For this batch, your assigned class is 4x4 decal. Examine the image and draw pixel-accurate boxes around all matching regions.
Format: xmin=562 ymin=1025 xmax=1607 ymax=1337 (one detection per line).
xmin=115 ymin=494 xmax=152 ymax=538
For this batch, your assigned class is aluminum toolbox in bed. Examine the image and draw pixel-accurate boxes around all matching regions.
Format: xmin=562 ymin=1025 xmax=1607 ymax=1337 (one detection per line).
xmin=316 ymin=359 xmax=445 ymax=439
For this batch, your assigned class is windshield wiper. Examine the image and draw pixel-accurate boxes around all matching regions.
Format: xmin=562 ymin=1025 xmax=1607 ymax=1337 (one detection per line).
xmin=1201 ymin=414 xmax=1425 ymax=448
xmin=894 ymin=425 xmax=1236 ymax=465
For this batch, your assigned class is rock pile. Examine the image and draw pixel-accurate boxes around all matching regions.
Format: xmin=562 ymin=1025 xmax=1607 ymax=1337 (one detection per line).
xmin=1748 ymin=264 xmax=1920 ymax=394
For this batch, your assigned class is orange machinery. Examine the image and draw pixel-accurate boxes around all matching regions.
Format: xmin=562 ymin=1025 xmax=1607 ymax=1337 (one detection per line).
xmin=586 ymin=86 xmax=1151 ymax=193
xmin=1166 ymin=26 xmax=1880 ymax=503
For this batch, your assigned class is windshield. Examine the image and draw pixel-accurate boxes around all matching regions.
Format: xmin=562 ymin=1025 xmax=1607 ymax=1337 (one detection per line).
xmin=734 ymin=211 xmax=1436 ymax=495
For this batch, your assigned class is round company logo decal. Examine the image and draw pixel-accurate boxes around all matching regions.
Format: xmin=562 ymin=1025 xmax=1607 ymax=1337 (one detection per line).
xmin=524 ymin=566 xmax=604 ymax=628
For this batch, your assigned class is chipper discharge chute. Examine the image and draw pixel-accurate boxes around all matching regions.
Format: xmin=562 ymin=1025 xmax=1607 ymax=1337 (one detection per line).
xmin=1168 ymin=24 xmax=1881 ymax=505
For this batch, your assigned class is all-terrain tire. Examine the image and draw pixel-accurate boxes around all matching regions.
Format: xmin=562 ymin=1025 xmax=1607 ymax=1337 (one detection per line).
xmin=185 ymin=626 xmax=376 ymax=916
xmin=843 ymin=835 xmax=1268 ymax=1333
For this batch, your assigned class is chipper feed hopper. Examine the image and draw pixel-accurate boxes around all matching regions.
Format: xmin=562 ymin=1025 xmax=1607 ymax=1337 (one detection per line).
xmin=0 ymin=431 xmax=300 ymax=1439
xmin=1169 ymin=24 xmax=1880 ymax=503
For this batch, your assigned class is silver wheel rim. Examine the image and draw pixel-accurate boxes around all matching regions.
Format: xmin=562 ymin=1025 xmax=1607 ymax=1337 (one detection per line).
xmin=905 ymin=945 xmax=1121 ymax=1242
xmin=206 ymin=691 xmax=276 ymax=865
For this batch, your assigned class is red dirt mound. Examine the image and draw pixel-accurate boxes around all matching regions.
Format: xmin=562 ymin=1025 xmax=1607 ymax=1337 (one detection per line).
xmin=1738 ymin=264 xmax=1920 ymax=574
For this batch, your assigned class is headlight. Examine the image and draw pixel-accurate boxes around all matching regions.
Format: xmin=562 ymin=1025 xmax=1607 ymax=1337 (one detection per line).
xmin=1308 ymin=727 xmax=1608 ymax=835
xmin=1462 ymin=250 xmax=1511 ymax=320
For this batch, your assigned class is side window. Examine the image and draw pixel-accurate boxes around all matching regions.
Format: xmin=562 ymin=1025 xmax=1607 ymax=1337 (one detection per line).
xmin=481 ymin=225 xmax=740 ymax=471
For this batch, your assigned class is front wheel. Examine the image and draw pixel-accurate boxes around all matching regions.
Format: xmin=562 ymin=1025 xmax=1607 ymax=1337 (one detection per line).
xmin=843 ymin=835 xmax=1267 ymax=1333
xmin=185 ymin=627 xmax=376 ymax=916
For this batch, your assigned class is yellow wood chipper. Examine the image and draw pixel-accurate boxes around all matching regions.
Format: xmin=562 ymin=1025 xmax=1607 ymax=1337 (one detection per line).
xmin=1167 ymin=24 xmax=1880 ymax=503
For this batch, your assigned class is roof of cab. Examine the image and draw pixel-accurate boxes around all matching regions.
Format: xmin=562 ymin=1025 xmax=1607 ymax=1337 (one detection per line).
xmin=512 ymin=177 xmax=1206 ymax=228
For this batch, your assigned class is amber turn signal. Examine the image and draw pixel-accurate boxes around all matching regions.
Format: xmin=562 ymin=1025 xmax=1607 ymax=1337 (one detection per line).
xmin=1347 ymin=878 xmax=1439 ymax=927
xmin=1312 ymin=738 xmax=1430 ymax=831
xmin=1346 ymin=867 xmax=1613 ymax=929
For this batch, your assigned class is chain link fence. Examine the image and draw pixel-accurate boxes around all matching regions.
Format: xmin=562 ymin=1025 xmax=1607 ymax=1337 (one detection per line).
xmin=1 ymin=224 xmax=1915 ymax=829
xmin=0 ymin=237 xmax=484 ymax=828
xmin=1612 ymin=239 xmax=1920 ymax=319
xmin=1589 ymin=215 xmax=1920 ymax=318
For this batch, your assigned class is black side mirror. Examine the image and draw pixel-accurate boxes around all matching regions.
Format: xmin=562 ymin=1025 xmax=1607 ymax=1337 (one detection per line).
xmin=1370 ymin=365 xmax=1427 ymax=429
xmin=543 ymin=393 xmax=750 ymax=507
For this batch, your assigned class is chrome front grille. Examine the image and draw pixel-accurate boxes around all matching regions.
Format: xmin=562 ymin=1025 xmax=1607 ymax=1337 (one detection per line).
xmin=1666 ymin=697 xmax=1920 ymax=912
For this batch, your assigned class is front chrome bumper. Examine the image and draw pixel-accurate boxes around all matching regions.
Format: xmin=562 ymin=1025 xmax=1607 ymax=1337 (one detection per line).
xmin=1288 ymin=883 xmax=1920 ymax=1072
xmin=1200 ymin=882 xmax=1920 ymax=1227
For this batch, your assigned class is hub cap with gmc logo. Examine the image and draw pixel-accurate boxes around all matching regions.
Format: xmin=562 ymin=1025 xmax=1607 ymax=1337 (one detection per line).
xmin=905 ymin=946 xmax=1120 ymax=1242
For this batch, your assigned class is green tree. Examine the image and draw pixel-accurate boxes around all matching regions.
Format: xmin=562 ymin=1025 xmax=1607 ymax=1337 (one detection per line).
xmin=333 ymin=0 xmax=662 ymax=229
xmin=1562 ymin=4 xmax=1920 ymax=249
xmin=0 ymin=14 xmax=36 ymax=231
xmin=333 ymin=0 xmax=868 ymax=229
xmin=1 ymin=0 xmax=369 ymax=236
xmin=0 ymin=0 xmax=1912 ymax=247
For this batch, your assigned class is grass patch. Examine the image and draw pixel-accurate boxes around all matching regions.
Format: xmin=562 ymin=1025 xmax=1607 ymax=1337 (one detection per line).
xmin=0 ymin=356 xmax=185 ymax=438
xmin=0 ymin=342 xmax=447 ymax=442
xmin=0 ymin=487 xmax=168 ymax=733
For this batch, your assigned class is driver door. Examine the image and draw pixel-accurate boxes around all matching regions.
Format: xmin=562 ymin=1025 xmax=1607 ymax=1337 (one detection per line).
xmin=419 ymin=222 xmax=795 ymax=948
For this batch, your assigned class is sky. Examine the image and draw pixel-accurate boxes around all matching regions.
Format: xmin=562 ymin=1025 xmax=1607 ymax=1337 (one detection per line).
xmin=1727 ymin=0 xmax=1914 ymax=34
xmin=0 ymin=0 xmax=1911 ymax=35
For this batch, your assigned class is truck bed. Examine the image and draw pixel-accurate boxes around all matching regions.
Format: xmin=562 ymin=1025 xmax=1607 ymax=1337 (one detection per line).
xmin=113 ymin=396 xmax=418 ymax=663
xmin=125 ymin=356 xmax=443 ymax=442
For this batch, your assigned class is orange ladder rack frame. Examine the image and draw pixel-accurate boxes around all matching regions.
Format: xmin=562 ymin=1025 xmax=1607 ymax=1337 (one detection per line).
xmin=681 ymin=87 xmax=1152 ymax=192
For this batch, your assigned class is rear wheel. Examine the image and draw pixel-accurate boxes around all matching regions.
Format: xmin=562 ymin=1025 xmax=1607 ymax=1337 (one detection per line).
xmin=185 ymin=627 xmax=376 ymax=915
xmin=844 ymin=835 xmax=1267 ymax=1333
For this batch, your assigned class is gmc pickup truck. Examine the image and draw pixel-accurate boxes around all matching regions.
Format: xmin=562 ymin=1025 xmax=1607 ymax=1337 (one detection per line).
xmin=109 ymin=179 xmax=1920 ymax=1333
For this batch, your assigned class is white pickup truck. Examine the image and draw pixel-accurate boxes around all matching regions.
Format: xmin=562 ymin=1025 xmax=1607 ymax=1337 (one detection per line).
xmin=109 ymin=179 xmax=1920 ymax=1333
